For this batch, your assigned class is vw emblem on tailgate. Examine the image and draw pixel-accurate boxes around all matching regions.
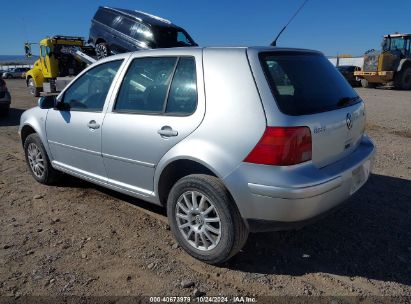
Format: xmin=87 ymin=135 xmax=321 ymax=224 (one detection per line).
xmin=346 ymin=113 xmax=353 ymax=130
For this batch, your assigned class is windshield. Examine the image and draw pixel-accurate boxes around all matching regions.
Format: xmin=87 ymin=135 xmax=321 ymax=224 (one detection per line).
xmin=260 ymin=52 xmax=360 ymax=115
xmin=154 ymin=27 xmax=196 ymax=48
xmin=382 ymin=37 xmax=406 ymax=51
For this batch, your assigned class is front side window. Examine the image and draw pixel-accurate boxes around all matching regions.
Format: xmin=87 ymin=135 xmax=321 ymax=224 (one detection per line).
xmin=62 ymin=60 xmax=123 ymax=111
xmin=176 ymin=31 xmax=193 ymax=46
xmin=155 ymin=28 xmax=196 ymax=48
xmin=115 ymin=56 xmax=197 ymax=115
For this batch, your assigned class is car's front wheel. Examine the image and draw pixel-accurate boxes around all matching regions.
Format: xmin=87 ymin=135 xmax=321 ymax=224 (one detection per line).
xmin=24 ymin=133 xmax=59 ymax=185
xmin=167 ymin=174 xmax=249 ymax=264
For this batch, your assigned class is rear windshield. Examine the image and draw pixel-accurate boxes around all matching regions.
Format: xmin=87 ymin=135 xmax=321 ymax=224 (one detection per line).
xmin=260 ymin=52 xmax=360 ymax=115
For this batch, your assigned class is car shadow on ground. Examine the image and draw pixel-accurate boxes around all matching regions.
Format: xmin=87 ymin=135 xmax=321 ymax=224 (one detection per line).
xmin=56 ymin=174 xmax=166 ymax=216
xmin=227 ymin=173 xmax=411 ymax=286
xmin=0 ymin=108 xmax=25 ymax=127
xmin=54 ymin=172 xmax=411 ymax=286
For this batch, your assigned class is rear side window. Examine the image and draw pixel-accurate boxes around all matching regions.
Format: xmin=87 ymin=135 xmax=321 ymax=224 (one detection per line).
xmin=115 ymin=57 xmax=197 ymax=115
xmin=260 ymin=52 xmax=359 ymax=115
xmin=166 ymin=57 xmax=197 ymax=114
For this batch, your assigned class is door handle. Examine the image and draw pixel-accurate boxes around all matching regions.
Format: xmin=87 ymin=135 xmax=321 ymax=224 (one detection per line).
xmin=158 ymin=126 xmax=178 ymax=137
xmin=87 ymin=120 xmax=100 ymax=130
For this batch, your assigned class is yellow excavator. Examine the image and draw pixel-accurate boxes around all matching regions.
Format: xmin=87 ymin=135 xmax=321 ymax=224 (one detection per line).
xmin=354 ymin=33 xmax=411 ymax=89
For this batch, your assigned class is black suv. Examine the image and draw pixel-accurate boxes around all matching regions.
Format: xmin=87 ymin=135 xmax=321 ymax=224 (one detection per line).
xmin=89 ymin=6 xmax=198 ymax=59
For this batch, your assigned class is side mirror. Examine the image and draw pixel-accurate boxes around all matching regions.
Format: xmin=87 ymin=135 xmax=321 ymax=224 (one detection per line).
xmin=54 ymin=97 xmax=71 ymax=111
xmin=24 ymin=42 xmax=32 ymax=58
xmin=37 ymin=96 xmax=56 ymax=109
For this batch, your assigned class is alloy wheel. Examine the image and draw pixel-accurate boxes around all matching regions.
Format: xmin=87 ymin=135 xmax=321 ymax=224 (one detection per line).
xmin=27 ymin=143 xmax=45 ymax=178
xmin=175 ymin=191 xmax=222 ymax=251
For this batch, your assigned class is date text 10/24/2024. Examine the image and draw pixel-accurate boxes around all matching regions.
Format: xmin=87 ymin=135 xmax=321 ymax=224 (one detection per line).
xmin=149 ymin=296 xmax=257 ymax=303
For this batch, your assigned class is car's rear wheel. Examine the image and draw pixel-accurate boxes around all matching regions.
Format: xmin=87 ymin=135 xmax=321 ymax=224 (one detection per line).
xmin=95 ymin=42 xmax=110 ymax=59
xmin=167 ymin=174 xmax=249 ymax=264
xmin=24 ymin=133 xmax=59 ymax=185
xmin=28 ymin=78 xmax=40 ymax=97
xmin=7 ymin=74 xmax=12 ymax=79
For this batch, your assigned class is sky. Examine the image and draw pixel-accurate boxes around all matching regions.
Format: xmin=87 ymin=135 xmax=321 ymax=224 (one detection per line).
xmin=0 ymin=0 xmax=410 ymax=56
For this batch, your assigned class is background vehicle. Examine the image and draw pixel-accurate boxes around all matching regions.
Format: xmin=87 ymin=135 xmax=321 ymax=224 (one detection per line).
xmin=355 ymin=33 xmax=411 ymax=89
xmin=89 ymin=6 xmax=197 ymax=59
xmin=337 ymin=65 xmax=362 ymax=86
xmin=25 ymin=36 xmax=95 ymax=97
xmin=19 ymin=47 xmax=375 ymax=264
xmin=2 ymin=67 xmax=30 ymax=79
xmin=0 ymin=78 xmax=11 ymax=116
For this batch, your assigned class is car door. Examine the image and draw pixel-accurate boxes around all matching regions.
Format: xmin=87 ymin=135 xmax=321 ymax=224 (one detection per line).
xmin=101 ymin=52 xmax=205 ymax=196
xmin=45 ymin=59 xmax=124 ymax=182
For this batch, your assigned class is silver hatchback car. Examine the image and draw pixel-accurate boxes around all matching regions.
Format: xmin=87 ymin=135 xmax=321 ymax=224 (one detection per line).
xmin=19 ymin=47 xmax=375 ymax=264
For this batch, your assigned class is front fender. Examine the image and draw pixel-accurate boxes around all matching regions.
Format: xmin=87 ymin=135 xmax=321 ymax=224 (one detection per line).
xmin=26 ymin=68 xmax=44 ymax=88
xmin=19 ymin=107 xmax=52 ymax=159
xmin=397 ymin=59 xmax=411 ymax=72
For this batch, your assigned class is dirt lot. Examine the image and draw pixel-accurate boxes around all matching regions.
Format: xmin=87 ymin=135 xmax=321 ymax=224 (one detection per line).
xmin=0 ymin=79 xmax=410 ymax=301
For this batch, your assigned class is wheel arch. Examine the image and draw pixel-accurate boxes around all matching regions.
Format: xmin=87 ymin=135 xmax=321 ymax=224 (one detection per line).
xmin=95 ymin=38 xmax=106 ymax=44
xmin=156 ymin=158 xmax=220 ymax=206
xmin=25 ymin=69 xmax=43 ymax=88
xmin=397 ymin=59 xmax=411 ymax=72
xmin=19 ymin=118 xmax=53 ymax=162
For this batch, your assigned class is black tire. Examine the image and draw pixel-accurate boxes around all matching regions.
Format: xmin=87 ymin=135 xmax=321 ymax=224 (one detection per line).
xmin=167 ymin=174 xmax=249 ymax=264
xmin=360 ymin=78 xmax=377 ymax=88
xmin=28 ymin=78 xmax=40 ymax=97
xmin=7 ymin=74 xmax=12 ymax=79
xmin=394 ymin=67 xmax=411 ymax=90
xmin=95 ymin=42 xmax=110 ymax=59
xmin=0 ymin=106 xmax=9 ymax=117
xmin=23 ymin=133 xmax=60 ymax=185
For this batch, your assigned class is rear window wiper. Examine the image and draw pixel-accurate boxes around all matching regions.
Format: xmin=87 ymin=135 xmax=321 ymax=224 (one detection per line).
xmin=337 ymin=96 xmax=361 ymax=108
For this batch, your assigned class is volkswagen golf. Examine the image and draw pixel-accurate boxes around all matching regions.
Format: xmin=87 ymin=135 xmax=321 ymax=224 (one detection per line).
xmin=19 ymin=47 xmax=375 ymax=264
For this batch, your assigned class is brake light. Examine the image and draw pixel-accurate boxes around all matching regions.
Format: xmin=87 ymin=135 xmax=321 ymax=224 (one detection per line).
xmin=244 ymin=127 xmax=312 ymax=166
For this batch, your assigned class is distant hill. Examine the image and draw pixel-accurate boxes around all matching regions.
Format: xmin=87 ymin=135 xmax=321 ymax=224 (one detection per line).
xmin=0 ymin=55 xmax=39 ymax=64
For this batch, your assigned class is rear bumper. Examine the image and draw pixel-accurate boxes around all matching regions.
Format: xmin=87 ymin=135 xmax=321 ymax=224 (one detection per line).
xmin=224 ymin=135 xmax=375 ymax=232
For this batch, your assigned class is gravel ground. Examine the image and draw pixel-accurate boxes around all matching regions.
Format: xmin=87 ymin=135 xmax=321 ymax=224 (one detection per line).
xmin=0 ymin=80 xmax=410 ymax=301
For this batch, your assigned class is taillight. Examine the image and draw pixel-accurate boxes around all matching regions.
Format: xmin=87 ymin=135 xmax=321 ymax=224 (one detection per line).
xmin=244 ymin=127 xmax=312 ymax=166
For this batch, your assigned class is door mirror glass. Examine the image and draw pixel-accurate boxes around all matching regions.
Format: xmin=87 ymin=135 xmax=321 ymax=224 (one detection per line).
xmin=38 ymin=96 xmax=56 ymax=109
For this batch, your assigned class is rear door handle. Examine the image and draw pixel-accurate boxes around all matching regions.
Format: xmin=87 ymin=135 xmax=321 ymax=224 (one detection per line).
xmin=158 ymin=126 xmax=178 ymax=137
xmin=87 ymin=120 xmax=100 ymax=130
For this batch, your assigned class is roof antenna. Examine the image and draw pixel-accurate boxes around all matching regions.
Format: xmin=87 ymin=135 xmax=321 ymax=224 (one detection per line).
xmin=271 ymin=0 xmax=309 ymax=46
